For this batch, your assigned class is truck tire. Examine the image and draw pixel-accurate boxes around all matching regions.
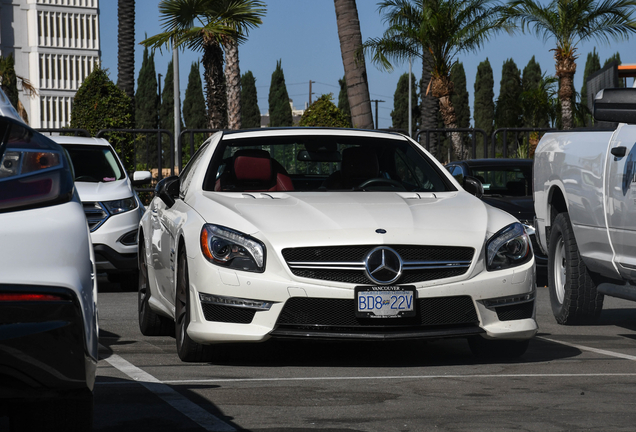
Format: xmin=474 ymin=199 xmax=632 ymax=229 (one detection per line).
xmin=548 ymin=212 xmax=603 ymax=324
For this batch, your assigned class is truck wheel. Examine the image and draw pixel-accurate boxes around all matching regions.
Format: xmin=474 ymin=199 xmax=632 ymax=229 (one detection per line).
xmin=175 ymin=249 xmax=215 ymax=362
xmin=548 ymin=212 xmax=603 ymax=324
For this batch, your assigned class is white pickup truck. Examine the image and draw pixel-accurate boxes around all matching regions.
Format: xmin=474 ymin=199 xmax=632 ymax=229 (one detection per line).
xmin=534 ymin=83 xmax=636 ymax=324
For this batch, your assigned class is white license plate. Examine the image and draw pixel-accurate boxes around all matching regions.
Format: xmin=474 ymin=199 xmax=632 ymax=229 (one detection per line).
xmin=355 ymin=286 xmax=415 ymax=318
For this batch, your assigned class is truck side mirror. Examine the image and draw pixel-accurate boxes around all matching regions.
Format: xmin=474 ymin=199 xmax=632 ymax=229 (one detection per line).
xmin=593 ymin=88 xmax=636 ymax=124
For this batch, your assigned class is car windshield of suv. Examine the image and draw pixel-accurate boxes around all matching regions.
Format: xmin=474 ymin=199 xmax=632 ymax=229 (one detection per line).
xmin=470 ymin=166 xmax=532 ymax=197
xmin=61 ymin=144 xmax=125 ymax=183
xmin=204 ymin=134 xmax=455 ymax=193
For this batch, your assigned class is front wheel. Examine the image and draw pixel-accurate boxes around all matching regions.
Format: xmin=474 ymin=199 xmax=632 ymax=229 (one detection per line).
xmin=175 ymin=249 xmax=215 ymax=362
xmin=548 ymin=212 xmax=603 ymax=324
xmin=138 ymin=241 xmax=172 ymax=336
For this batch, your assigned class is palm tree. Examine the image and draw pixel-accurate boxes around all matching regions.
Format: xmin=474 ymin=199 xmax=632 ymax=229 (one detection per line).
xmin=363 ymin=0 xmax=505 ymax=160
xmin=117 ymin=0 xmax=135 ymax=102
xmin=142 ymin=0 xmax=265 ymax=130
xmin=503 ymin=0 xmax=636 ymax=130
xmin=334 ymin=0 xmax=374 ymax=129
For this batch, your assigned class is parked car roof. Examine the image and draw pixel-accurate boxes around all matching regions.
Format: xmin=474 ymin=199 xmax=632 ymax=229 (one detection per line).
xmin=50 ymin=135 xmax=111 ymax=146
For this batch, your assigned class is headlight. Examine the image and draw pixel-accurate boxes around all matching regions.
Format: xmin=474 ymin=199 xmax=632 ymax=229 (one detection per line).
xmin=486 ymin=222 xmax=532 ymax=271
xmin=103 ymin=197 xmax=137 ymax=215
xmin=200 ymin=224 xmax=266 ymax=272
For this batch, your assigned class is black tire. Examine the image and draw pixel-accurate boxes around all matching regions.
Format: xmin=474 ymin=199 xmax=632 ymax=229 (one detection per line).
xmin=175 ymin=249 xmax=215 ymax=362
xmin=467 ymin=336 xmax=530 ymax=359
xmin=138 ymin=241 xmax=173 ymax=336
xmin=548 ymin=212 xmax=603 ymax=324
xmin=10 ymin=389 xmax=93 ymax=432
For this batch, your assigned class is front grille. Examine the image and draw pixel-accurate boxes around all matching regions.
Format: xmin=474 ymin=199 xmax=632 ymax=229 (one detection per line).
xmin=282 ymin=245 xmax=474 ymax=285
xmin=276 ymin=296 xmax=478 ymax=329
xmin=495 ymin=301 xmax=534 ymax=321
xmin=83 ymin=201 xmax=109 ymax=231
xmin=201 ymin=303 xmax=256 ymax=324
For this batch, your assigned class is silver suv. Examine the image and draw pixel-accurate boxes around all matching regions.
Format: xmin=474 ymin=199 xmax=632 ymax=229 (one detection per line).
xmin=52 ymin=136 xmax=151 ymax=291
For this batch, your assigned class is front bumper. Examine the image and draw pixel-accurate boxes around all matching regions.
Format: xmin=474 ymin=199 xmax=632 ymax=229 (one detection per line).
xmin=186 ymin=257 xmax=537 ymax=344
xmin=90 ymin=206 xmax=141 ymax=272
xmin=93 ymin=244 xmax=137 ymax=272
xmin=0 ymin=284 xmax=96 ymax=400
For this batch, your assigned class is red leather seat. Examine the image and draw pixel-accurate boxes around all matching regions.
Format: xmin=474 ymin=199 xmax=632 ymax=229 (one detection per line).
xmin=216 ymin=149 xmax=294 ymax=192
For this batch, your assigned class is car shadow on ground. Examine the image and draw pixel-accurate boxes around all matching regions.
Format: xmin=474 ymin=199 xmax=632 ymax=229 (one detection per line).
xmin=198 ymin=335 xmax=581 ymax=368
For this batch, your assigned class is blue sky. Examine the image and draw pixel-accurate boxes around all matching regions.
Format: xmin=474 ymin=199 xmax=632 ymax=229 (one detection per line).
xmin=99 ymin=0 xmax=635 ymax=129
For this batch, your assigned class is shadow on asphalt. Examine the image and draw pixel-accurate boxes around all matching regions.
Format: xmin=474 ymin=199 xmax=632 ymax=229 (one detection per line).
xmin=182 ymin=335 xmax=583 ymax=368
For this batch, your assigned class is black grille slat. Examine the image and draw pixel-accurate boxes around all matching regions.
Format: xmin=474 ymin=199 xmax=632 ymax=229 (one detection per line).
xmin=201 ymin=304 xmax=257 ymax=324
xmin=282 ymin=245 xmax=473 ymax=263
xmin=290 ymin=268 xmax=468 ymax=285
xmin=495 ymin=301 xmax=534 ymax=321
xmin=276 ymin=296 xmax=478 ymax=328
xmin=282 ymin=245 xmax=474 ymax=284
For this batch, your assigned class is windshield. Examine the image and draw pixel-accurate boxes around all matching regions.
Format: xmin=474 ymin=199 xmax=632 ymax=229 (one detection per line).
xmin=203 ymin=134 xmax=455 ymax=193
xmin=60 ymin=144 xmax=125 ymax=183
xmin=469 ymin=165 xmax=532 ymax=197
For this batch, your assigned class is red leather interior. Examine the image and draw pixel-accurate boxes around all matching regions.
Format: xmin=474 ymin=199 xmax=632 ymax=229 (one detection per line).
xmin=216 ymin=149 xmax=294 ymax=192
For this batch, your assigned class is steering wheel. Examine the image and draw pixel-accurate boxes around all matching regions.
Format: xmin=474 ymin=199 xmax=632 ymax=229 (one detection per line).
xmin=357 ymin=177 xmax=406 ymax=190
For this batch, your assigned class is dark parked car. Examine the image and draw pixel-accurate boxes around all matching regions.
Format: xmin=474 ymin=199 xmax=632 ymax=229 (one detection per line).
xmin=446 ymin=159 xmax=547 ymax=284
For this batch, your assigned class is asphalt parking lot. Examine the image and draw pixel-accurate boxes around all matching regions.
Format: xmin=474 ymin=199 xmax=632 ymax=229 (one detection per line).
xmin=5 ymin=279 xmax=636 ymax=432
xmin=88 ymin=277 xmax=636 ymax=432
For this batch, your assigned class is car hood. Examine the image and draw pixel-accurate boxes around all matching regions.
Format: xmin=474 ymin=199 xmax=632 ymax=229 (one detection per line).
xmin=193 ymin=191 xmax=513 ymax=251
xmin=74 ymin=179 xmax=133 ymax=202
xmin=480 ymin=195 xmax=534 ymax=223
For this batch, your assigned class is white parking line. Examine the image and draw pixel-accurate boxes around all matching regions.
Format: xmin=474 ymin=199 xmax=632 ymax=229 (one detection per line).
xmin=538 ymin=336 xmax=636 ymax=361
xmin=102 ymin=351 xmax=236 ymax=432
xmin=151 ymin=372 xmax=636 ymax=385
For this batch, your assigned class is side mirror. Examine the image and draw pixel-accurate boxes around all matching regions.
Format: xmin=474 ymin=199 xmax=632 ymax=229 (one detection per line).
xmin=155 ymin=176 xmax=180 ymax=208
xmin=132 ymin=170 xmax=152 ymax=186
xmin=463 ymin=175 xmax=484 ymax=199
xmin=593 ymin=88 xmax=636 ymax=124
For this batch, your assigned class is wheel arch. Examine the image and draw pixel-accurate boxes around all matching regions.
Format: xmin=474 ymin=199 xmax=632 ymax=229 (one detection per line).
xmin=546 ymin=184 xmax=568 ymax=251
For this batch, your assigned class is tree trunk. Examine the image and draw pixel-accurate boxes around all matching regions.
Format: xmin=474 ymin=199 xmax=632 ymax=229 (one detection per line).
xmin=420 ymin=51 xmax=439 ymax=157
xmin=432 ymin=76 xmax=467 ymax=161
xmin=225 ymin=38 xmax=241 ymax=130
xmin=334 ymin=0 xmax=373 ymax=129
xmin=117 ymin=0 xmax=135 ymax=103
xmin=202 ymin=38 xmax=227 ymax=130
xmin=554 ymin=49 xmax=577 ymax=130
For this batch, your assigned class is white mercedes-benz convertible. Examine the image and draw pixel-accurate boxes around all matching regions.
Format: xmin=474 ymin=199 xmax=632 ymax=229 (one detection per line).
xmin=138 ymin=128 xmax=537 ymax=362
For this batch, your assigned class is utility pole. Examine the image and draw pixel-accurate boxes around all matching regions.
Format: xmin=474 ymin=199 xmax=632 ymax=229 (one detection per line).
xmin=157 ymin=73 xmax=162 ymax=170
xmin=173 ymin=45 xmax=181 ymax=172
xmin=370 ymin=99 xmax=385 ymax=129
xmin=309 ymin=80 xmax=315 ymax=105
xmin=408 ymin=56 xmax=412 ymax=138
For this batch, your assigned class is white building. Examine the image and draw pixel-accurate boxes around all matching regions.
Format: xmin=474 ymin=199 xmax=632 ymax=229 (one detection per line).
xmin=0 ymin=0 xmax=100 ymax=128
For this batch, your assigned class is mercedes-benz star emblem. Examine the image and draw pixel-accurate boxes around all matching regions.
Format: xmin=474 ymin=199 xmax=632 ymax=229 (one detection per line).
xmin=364 ymin=247 xmax=403 ymax=285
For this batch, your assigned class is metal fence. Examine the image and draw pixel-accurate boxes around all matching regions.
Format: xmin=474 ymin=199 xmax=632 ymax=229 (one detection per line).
xmin=416 ymin=127 xmax=556 ymax=161
xmin=38 ymin=127 xmax=559 ymax=183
